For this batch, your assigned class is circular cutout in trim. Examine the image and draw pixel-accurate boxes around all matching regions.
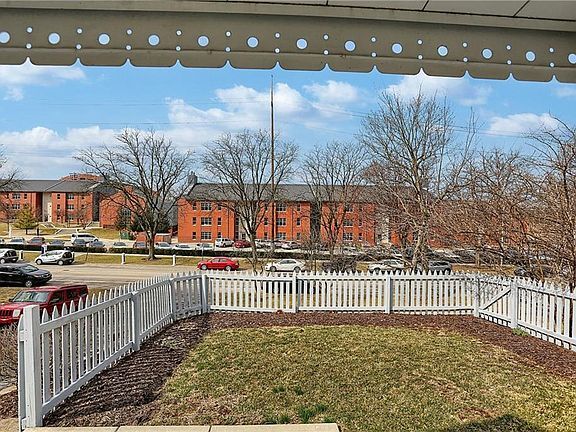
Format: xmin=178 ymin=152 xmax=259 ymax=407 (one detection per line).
xmin=98 ymin=33 xmax=110 ymax=45
xmin=345 ymin=40 xmax=356 ymax=52
xmin=437 ymin=45 xmax=448 ymax=57
xmin=525 ymin=51 xmax=536 ymax=62
xmin=26 ymin=27 xmax=33 ymax=34
xmin=198 ymin=35 xmax=209 ymax=47
xmin=148 ymin=34 xmax=160 ymax=46
xmin=568 ymin=53 xmax=576 ymax=64
xmin=247 ymin=36 xmax=259 ymax=48
xmin=482 ymin=48 xmax=493 ymax=59
xmin=392 ymin=43 xmax=403 ymax=54
xmin=296 ymin=38 xmax=308 ymax=50
xmin=0 ymin=31 xmax=9 ymax=44
xmin=48 ymin=33 xmax=60 ymax=45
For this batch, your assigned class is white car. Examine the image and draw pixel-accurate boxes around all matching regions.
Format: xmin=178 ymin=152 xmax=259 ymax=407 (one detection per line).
xmin=368 ymin=259 xmax=406 ymax=273
xmin=0 ymin=248 xmax=18 ymax=264
xmin=34 ymin=249 xmax=75 ymax=266
xmin=281 ymin=241 xmax=300 ymax=250
xmin=173 ymin=244 xmax=193 ymax=251
xmin=155 ymin=242 xmax=173 ymax=250
xmin=265 ymin=259 xmax=306 ymax=272
xmin=214 ymin=238 xmax=234 ymax=248
xmin=195 ymin=243 xmax=214 ymax=251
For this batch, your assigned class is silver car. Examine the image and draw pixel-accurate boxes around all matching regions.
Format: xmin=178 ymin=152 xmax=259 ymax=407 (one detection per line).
xmin=368 ymin=259 xmax=405 ymax=273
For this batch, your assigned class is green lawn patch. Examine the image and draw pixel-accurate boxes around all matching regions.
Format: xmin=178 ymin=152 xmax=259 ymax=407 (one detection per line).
xmin=152 ymin=326 xmax=576 ymax=431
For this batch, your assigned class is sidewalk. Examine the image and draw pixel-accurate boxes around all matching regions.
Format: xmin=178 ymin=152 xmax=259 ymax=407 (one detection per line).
xmin=28 ymin=425 xmax=339 ymax=432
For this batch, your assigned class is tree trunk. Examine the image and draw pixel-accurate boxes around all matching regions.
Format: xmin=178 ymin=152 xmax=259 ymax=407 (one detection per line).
xmin=249 ymin=231 xmax=259 ymax=270
xmin=147 ymin=230 xmax=156 ymax=260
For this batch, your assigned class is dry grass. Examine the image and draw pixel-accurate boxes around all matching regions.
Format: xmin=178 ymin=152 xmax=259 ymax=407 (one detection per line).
xmin=0 ymin=326 xmax=17 ymax=386
xmin=152 ymin=326 xmax=576 ymax=431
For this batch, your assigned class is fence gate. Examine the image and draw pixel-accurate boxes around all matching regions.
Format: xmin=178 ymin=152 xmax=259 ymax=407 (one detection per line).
xmin=477 ymin=276 xmax=514 ymax=327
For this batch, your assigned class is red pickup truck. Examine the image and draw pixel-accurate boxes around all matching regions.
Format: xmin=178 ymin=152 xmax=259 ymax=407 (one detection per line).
xmin=0 ymin=284 xmax=88 ymax=325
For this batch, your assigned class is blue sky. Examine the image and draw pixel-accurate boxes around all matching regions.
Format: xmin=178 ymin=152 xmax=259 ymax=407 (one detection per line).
xmin=0 ymin=61 xmax=574 ymax=179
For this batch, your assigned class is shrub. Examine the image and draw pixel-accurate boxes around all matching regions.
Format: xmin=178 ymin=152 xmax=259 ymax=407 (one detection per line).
xmin=0 ymin=326 xmax=18 ymax=386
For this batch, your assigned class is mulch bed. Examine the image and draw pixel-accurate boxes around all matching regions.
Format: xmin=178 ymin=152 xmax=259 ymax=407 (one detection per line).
xmin=6 ymin=312 xmax=576 ymax=426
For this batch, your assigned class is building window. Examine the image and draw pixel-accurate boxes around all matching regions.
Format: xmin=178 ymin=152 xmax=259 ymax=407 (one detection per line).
xmin=359 ymin=218 xmax=363 ymax=227
xmin=276 ymin=232 xmax=286 ymax=240
xmin=296 ymin=232 xmax=301 ymax=241
xmin=276 ymin=202 xmax=287 ymax=212
xmin=23 ymin=193 xmax=28 ymax=199
xmin=67 ymin=204 xmax=74 ymax=210
xmin=11 ymin=203 xmax=20 ymax=210
xmin=201 ymin=231 xmax=212 ymax=240
xmin=66 ymin=193 xmax=74 ymax=200
xmin=192 ymin=232 xmax=197 ymax=240
xmin=217 ymin=232 xmax=222 ymax=239
xmin=201 ymin=217 xmax=212 ymax=226
xmin=296 ymin=218 xmax=301 ymax=226
xmin=192 ymin=202 xmax=197 ymax=210
xmin=56 ymin=204 xmax=61 ymax=210
xmin=343 ymin=233 xmax=353 ymax=241
xmin=121 ymin=207 xmax=131 ymax=218
xmin=192 ymin=217 xmax=197 ymax=225
xmin=296 ymin=203 xmax=301 ymax=212
xmin=358 ymin=232 xmax=363 ymax=241
xmin=57 ymin=194 xmax=61 ymax=199
xmin=201 ymin=202 xmax=212 ymax=211
xmin=11 ymin=193 xmax=20 ymax=199
xmin=81 ymin=195 xmax=85 ymax=200
xmin=276 ymin=218 xmax=287 ymax=227
xmin=217 ymin=203 xmax=222 ymax=210
xmin=344 ymin=219 xmax=353 ymax=227
xmin=264 ymin=218 xmax=268 ymax=226
xmin=217 ymin=217 xmax=222 ymax=226
xmin=345 ymin=204 xmax=353 ymax=212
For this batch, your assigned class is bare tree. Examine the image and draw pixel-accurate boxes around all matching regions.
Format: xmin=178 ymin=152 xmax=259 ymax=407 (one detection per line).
xmin=202 ymin=129 xmax=298 ymax=269
xmin=526 ymin=119 xmax=576 ymax=288
xmin=302 ymin=141 xmax=369 ymax=259
xmin=359 ymin=91 xmax=475 ymax=269
xmin=76 ymin=129 xmax=194 ymax=260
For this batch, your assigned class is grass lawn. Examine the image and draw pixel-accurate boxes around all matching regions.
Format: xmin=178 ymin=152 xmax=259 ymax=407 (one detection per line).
xmin=152 ymin=326 xmax=576 ymax=431
xmin=0 ymin=288 xmax=20 ymax=303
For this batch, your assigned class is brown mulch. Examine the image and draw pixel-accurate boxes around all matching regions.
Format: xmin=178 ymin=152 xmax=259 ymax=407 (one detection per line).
xmin=8 ymin=312 xmax=575 ymax=427
xmin=0 ymin=391 xmax=17 ymax=418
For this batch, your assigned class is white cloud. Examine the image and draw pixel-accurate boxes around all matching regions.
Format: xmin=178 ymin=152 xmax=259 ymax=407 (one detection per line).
xmin=304 ymin=80 xmax=360 ymax=106
xmin=0 ymin=61 xmax=85 ymax=101
xmin=488 ymin=113 xmax=560 ymax=136
xmin=386 ymin=71 xmax=492 ymax=106
xmin=554 ymin=85 xmax=576 ymax=98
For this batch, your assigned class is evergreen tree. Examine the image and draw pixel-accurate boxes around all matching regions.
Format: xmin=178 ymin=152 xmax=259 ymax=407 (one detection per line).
xmin=14 ymin=206 xmax=38 ymax=235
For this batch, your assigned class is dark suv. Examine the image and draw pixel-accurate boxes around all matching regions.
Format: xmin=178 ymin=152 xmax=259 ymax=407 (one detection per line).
xmin=0 ymin=263 xmax=52 ymax=287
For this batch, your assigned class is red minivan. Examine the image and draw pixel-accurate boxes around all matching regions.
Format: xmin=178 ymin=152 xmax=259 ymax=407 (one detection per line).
xmin=0 ymin=284 xmax=88 ymax=325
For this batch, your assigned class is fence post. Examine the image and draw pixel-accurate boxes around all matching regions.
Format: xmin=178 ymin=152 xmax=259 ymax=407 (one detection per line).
xmin=201 ymin=273 xmax=210 ymax=313
xmin=131 ymin=293 xmax=142 ymax=351
xmin=385 ymin=275 xmax=392 ymax=314
xmin=20 ymin=305 xmax=42 ymax=428
xmin=121 ymin=253 xmax=126 ymax=265
xmin=172 ymin=254 xmax=176 ymax=267
xmin=473 ymin=275 xmax=480 ymax=318
xmin=168 ymin=277 xmax=177 ymax=320
xmin=292 ymin=272 xmax=299 ymax=313
xmin=509 ymin=279 xmax=518 ymax=329
xmin=19 ymin=250 xmax=23 ymax=261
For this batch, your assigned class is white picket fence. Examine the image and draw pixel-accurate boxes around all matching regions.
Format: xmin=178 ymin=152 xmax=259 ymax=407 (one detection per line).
xmin=17 ymin=270 xmax=576 ymax=430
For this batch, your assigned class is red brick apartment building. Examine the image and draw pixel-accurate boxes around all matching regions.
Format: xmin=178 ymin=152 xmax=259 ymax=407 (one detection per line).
xmin=0 ymin=174 xmax=106 ymax=224
xmin=178 ymin=183 xmax=385 ymax=245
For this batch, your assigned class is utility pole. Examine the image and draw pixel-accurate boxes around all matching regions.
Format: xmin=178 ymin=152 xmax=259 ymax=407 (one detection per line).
xmin=270 ymin=75 xmax=276 ymax=249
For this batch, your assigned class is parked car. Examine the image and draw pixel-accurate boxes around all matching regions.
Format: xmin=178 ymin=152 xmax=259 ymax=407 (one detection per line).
xmin=173 ymin=244 xmax=193 ymax=251
xmin=0 ymin=249 xmax=18 ymax=264
xmin=0 ymin=284 xmax=88 ymax=325
xmin=0 ymin=263 xmax=51 ymax=287
xmin=132 ymin=241 xmax=148 ymax=249
xmin=214 ymin=238 xmax=234 ymax=248
xmin=35 ymin=250 xmax=74 ymax=266
xmin=49 ymin=239 xmax=65 ymax=246
xmin=197 ymin=257 xmax=239 ymax=271
xmin=233 ymin=239 xmax=251 ymax=249
xmin=70 ymin=233 xmax=98 ymax=243
xmin=71 ymin=238 xmax=87 ymax=247
xmin=418 ymin=260 xmax=452 ymax=273
xmin=195 ymin=243 xmax=214 ymax=251
xmin=155 ymin=242 xmax=173 ymax=250
xmin=368 ymin=259 xmax=405 ymax=273
xmin=281 ymin=241 xmax=300 ymax=250
xmin=265 ymin=259 xmax=306 ymax=272
xmin=88 ymin=240 xmax=106 ymax=249
xmin=27 ymin=236 xmax=45 ymax=246
xmin=255 ymin=239 xmax=271 ymax=249
xmin=321 ymin=256 xmax=357 ymax=273
xmin=112 ymin=241 xmax=128 ymax=248
xmin=8 ymin=237 xmax=25 ymax=245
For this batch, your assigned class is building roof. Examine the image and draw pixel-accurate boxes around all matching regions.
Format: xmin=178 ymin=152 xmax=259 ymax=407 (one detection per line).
xmin=7 ymin=179 xmax=102 ymax=193
xmin=186 ymin=183 xmax=375 ymax=203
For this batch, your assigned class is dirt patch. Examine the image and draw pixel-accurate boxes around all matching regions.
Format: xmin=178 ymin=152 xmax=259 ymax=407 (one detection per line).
xmin=6 ymin=312 xmax=576 ymax=427
xmin=0 ymin=390 xmax=16 ymax=419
